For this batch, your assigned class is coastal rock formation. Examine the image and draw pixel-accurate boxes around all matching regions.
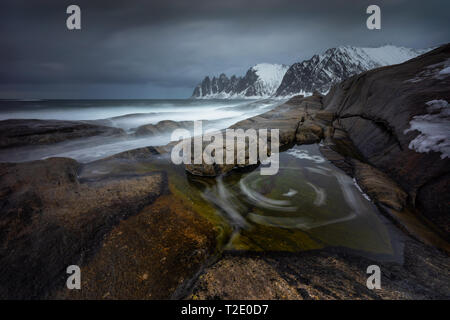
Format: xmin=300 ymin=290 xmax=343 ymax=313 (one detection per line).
xmin=190 ymin=240 xmax=450 ymax=300
xmin=1 ymin=45 xmax=449 ymax=301
xmin=58 ymin=193 xmax=216 ymax=299
xmin=135 ymin=120 xmax=195 ymax=136
xmin=295 ymin=120 xmax=323 ymax=144
xmin=184 ymin=44 xmax=450 ymax=250
xmin=184 ymin=93 xmax=325 ymax=176
xmin=192 ymin=74 xmax=241 ymax=98
xmin=0 ymin=157 xmax=162 ymax=298
xmin=0 ymin=119 xmax=125 ymax=149
xmin=352 ymin=160 xmax=408 ymax=212
xmin=0 ymin=156 xmax=218 ymax=299
xmin=323 ymin=44 xmax=450 ymax=236
xmin=320 ymin=126 xmax=449 ymax=251
xmin=275 ymin=45 xmax=430 ymax=97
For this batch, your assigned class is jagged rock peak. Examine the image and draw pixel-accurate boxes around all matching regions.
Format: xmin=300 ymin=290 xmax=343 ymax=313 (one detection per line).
xmin=192 ymin=63 xmax=289 ymax=99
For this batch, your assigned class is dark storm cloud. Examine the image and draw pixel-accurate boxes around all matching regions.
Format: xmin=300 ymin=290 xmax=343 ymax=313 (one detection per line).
xmin=0 ymin=0 xmax=449 ymax=98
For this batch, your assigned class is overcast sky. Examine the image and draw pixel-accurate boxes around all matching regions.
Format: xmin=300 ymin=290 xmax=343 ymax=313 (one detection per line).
xmin=0 ymin=0 xmax=448 ymax=99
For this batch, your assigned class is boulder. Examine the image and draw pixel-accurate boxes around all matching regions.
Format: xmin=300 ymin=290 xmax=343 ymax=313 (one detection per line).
xmin=184 ymin=95 xmax=325 ymax=176
xmin=295 ymin=131 xmax=320 ymax=144
xmin=135 ymin=120 xmax=194 ymax=136
xmin=314 ymin=110 xmax=335 ymax=123
xmin=295 ymin=120 xmax=324 ymax=144
xmin=352 ymin=159 xmax=408 ymax=211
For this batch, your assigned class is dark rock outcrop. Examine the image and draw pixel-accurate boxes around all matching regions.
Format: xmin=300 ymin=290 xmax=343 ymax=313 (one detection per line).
xmin=0 ymin=157 xmax=163 ymax=298
xmin=352 ymin=160 xmax=408 ymax=212
xmin=185 ymin=45 xmax=450 ymax=249
xmin=0 ymin=119 xmax=125 ymax=149
xmin=323 ymin=44 xmax=450 ymax=236
xmin=192 ymin=74 xmax=242 ymax=98
xmin=1 ymin=45 xmax=448 ymax=301
xmin=320 ymin=124 xmax=449 ymax=252
xmin=184 ymin=93 xmax=324 ymax=176
xmin=135 ymin=120 xmax=195 ymax=137
xmin=190 ymin=240 xmax=450 ymax=300
xmin=0 ymin=155 xmax=217 ymax=299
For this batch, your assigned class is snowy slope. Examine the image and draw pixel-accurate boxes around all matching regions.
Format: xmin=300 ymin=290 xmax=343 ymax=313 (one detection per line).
xmin=338 ymin=45 xmax=429 ymax=69
xmin=275 ymin=45 xmax=431 ymax=97
xmin=250 ymin=63 xmax=290 ymax=96
xmin=192 ymin=63 xmax=288 ymax=99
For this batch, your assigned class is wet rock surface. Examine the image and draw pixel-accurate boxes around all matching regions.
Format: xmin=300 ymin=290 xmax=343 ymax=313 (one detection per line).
xmin=190 ymin=240 xmax=450 ymax=300
xmin=0 ymin=157 xmax=164 ymax=298
xmin=186 ymin=45 xmax=450 ymax=300
xmin=0 ymin=119 xmax=125 ymax=149
xmin=135 ymin=120 xmax=195 ymax=137
xmin=57 ymin=194 xmax=217 ymax=299
xmin=323 ymin=44 xmax=450 ymax=236
xmin=320 ymin=124 xmax=449 ymax=252
xmin=184 ymin=93 xmax=327 ymax=176
xmin=352 ymin=160 xmax=407 ymax=212
xmin=0 ymin=156 xmax=218 ymax=299
xmin=0 ymin=45 xmax=449 ymax=300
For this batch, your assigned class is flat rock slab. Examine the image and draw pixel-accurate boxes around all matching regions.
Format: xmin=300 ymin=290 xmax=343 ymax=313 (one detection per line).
xmin=57 ymin=195 xmax=217 ymax=299
xmin=0 ymin=156 xmax=217 ymax=299
xmin=190 ymin=240 xmax=450 ymax=300
xmin=0 ymin=119 xmax=125 ymax=149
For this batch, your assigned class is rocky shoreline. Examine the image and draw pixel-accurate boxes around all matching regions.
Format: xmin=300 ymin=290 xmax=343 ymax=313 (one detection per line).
xmin=0 ymin=45 xmax=448 ymax=300
xmin=189 ymin=239 xmax=449 ymax=300
xmin=0 ymin=119 xmax=125 ymax=149
xmin=185 ymin=45 xmax=449 ymax=299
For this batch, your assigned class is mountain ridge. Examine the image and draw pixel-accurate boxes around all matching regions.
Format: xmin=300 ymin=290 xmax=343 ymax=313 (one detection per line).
xmin=191 ymin=45 xmax=431 ymax=99
xmin=191 ymin=63 xmax=288 ymax=99
xmin=275 ymin=45 xmax=431 ymax=97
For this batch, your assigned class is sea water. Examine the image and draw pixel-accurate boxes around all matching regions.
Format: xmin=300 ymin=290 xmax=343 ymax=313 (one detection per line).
xmin=0 ymin=98 xmax=283 ymax=162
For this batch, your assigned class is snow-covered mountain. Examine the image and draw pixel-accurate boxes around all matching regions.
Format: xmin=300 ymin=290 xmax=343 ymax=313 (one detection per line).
xmin=192 ymin=63 xmax=289 ymax=99
xmin=275 ymin=45 xmax=431 ymax=97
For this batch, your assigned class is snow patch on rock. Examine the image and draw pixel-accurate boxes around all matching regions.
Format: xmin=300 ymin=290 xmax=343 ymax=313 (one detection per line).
xmin=439 ymin=66 xmax=450 ymax=75
xmin=404 ymin=99 xmax=450 ymax=159
xmin=286 ymin=149 xmax=326 ymax=163
xmin=407 ymin=58 xmax=450 ymax=83
xmin=352 ymin=178 xmax=372 ymax=201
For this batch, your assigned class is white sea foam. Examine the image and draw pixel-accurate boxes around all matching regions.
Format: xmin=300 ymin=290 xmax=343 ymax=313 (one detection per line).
xmin=286 ymin=149 xmax=326 ymax=163
xmin=0 ymin=99 xmax=282 ymax=163
xmin=239 ymin=178 xmax=297 ymax=212
xmin=353 ymin=178 xmax=372 ymax=201
xmin=282 ymin=189 xmax=298 ymax=197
